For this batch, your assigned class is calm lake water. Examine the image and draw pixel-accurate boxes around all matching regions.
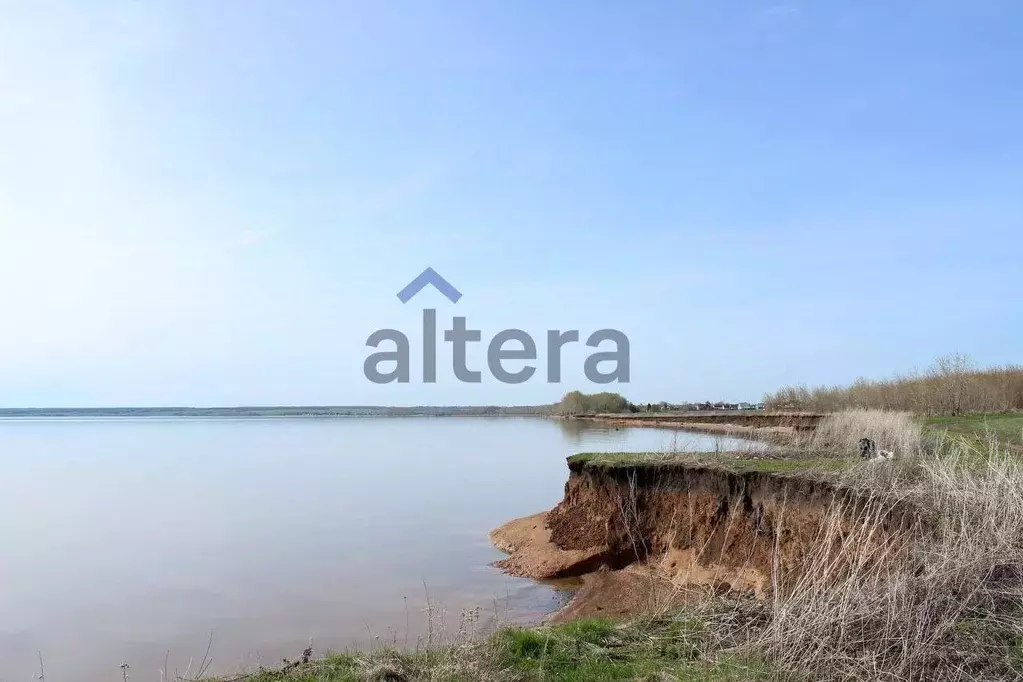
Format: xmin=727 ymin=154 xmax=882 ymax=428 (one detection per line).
xmin=0 ymin=417 xmax=751 ymax=681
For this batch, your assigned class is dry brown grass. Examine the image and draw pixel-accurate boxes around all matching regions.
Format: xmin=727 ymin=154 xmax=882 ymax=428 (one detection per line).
xmin=796 ymin=408 xmax=924 ymax=459
xmin=751 ymin=416 xmax=1023 ymax=681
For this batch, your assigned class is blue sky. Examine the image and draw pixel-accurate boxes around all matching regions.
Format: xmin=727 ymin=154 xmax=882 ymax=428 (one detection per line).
xmin=0 ymin=0 xmax=1020 ymax=407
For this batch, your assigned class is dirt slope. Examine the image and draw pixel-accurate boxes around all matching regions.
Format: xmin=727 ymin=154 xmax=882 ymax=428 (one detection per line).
xmin=492 ymin=459 xmax=919 ymax=609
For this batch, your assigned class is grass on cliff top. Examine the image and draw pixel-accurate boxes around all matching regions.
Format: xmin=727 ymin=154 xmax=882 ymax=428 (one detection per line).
xmin=567 ymin=451 xmax=851 ymax=474
xmin=924 ymin=412 xmax=1023 ymax=447
xmin=213 ymin=616 xmax=787 ymax=682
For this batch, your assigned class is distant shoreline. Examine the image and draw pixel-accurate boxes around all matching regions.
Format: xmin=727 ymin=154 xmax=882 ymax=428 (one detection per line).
xmin=0 ymin=405 xmax=555 ymax=419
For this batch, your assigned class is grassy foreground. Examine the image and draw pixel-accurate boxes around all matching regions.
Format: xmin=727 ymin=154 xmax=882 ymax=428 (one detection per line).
xmin=211 ymin=616 xmax=784 ymax=682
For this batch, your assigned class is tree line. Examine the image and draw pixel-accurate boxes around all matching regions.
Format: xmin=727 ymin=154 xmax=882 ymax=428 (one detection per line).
xmin=763 ymin=353 xmax=1023 ymax=415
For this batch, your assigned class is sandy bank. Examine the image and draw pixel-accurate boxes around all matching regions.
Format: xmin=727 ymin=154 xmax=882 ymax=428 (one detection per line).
xmin=567 ymin=411 xmax=825 ymax=442
xmin=489 ymin=511 xmax=609 ymax=579
xmin=594 ymin=418 xmax=797 ymax=441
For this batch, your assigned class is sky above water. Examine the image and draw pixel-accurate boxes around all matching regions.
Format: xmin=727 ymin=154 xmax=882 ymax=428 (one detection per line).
xmin=1 ymin=0 xmax=1020 ymax=407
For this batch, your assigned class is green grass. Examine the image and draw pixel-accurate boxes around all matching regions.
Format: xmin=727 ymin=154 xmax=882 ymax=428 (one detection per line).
xmin=493 ymin=617 xmax=776 ymax=682
xmin=219 ymin=617 xmax=788 ymax=681
xmin=925 ymin=413 xmax=1023 ymax=448
xmin=567 ymin=451 xmax=849 ymax=474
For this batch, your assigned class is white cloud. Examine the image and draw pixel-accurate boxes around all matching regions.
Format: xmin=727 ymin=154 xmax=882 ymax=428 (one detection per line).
xmin=761 ymin=5 xmax=801 ymax=18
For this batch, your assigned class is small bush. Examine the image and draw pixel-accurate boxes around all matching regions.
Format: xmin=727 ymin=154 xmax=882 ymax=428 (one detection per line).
xmin=554 ymin=391 xmax=634 ymax=415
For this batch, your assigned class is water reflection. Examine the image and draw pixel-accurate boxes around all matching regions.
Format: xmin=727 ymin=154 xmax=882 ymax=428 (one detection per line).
xmin=554 ymin=416 xmax=616 ymax=442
